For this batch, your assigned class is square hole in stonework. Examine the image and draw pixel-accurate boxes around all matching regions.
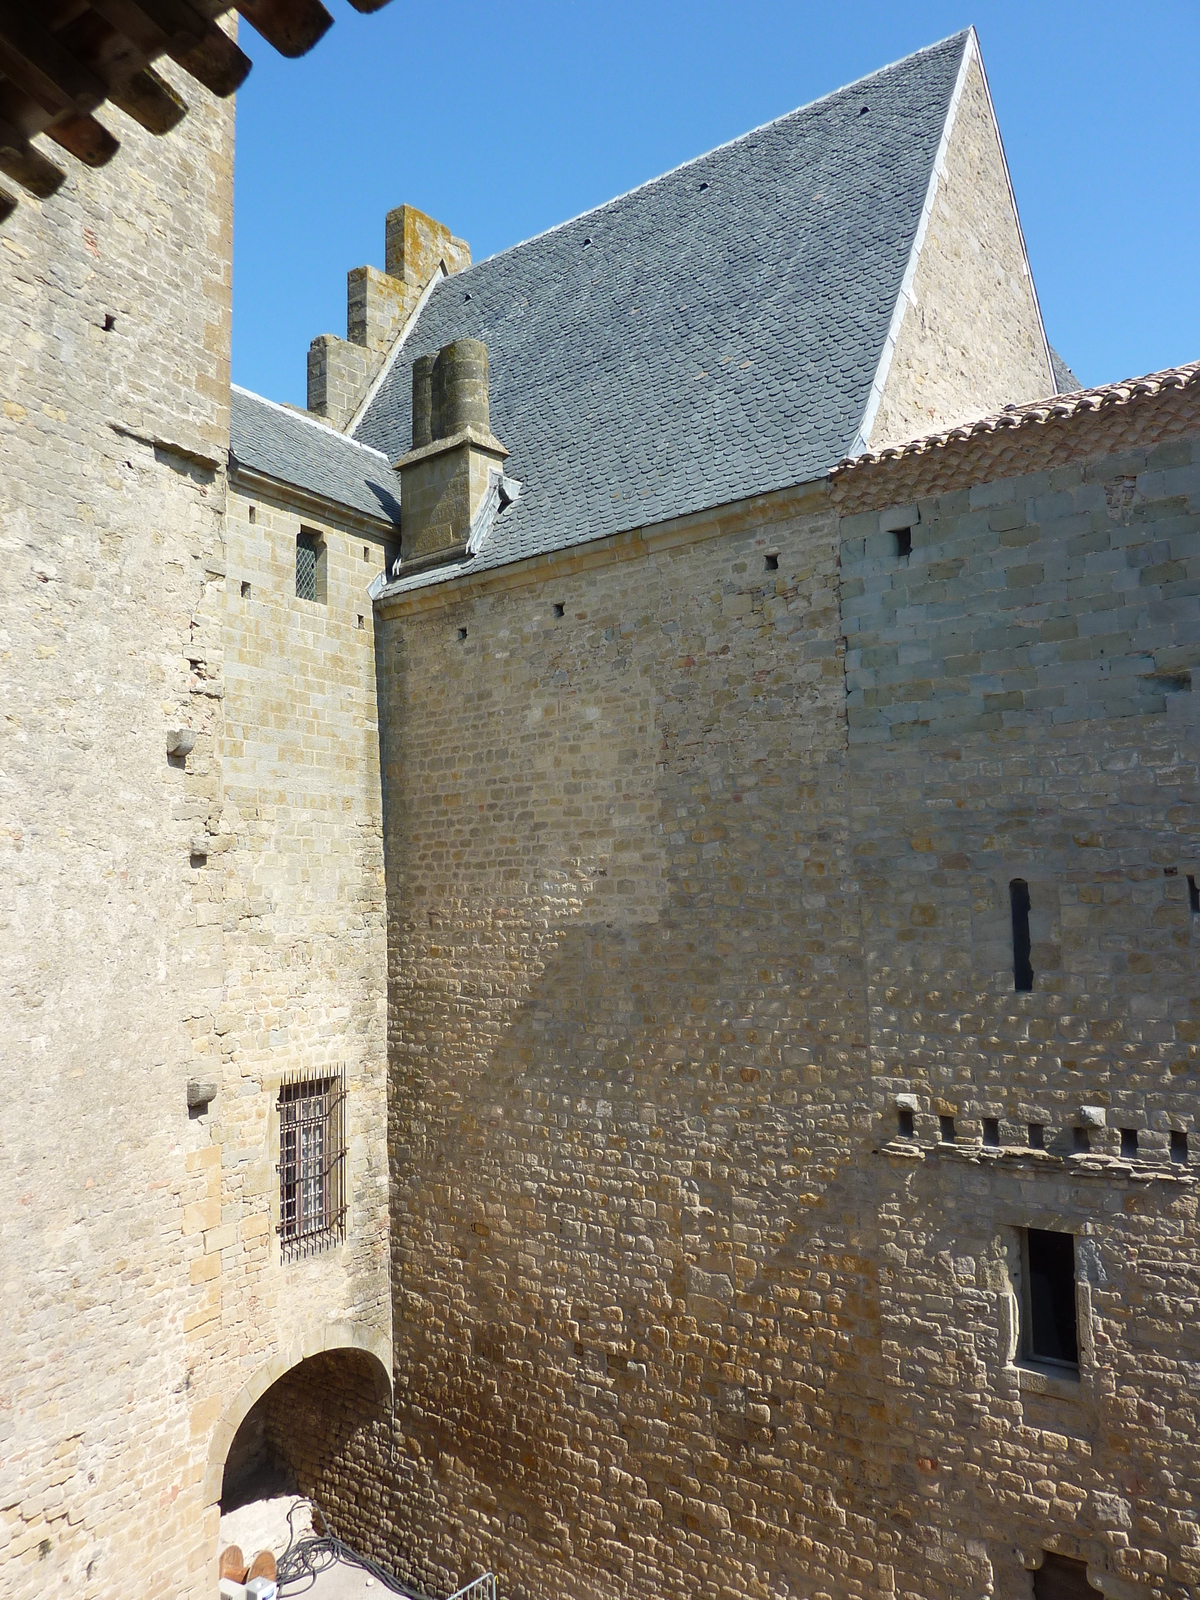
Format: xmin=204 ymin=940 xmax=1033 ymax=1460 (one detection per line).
xmin=554 ymin=603 xmax=565 ymax=618
xmin=893 ymin=527 xmax=912 ymax=558
xmin=764 ymin=553 xmax=779 ymax=571
xmin=983 ymin=1117 xmax=1000 ymax=1147
xmin=1171 ymin=1129 xmax=1189 ymax=1164
xmin=357 ymin=614 xmax=365 ymax=630
xmin=241 ymin=581 xmax=251 ymax=599
xmin=1028 ymin=1123 xmax=1045 ymax=1149
xmin=458 ymin=627 xmax=467 ymax=641
xmin=938 ymin=1114 xmax=955 ymax=1143
xmin=1121 ymin=1127 xmax=1138 ymax=1159
xmin=897 ymin=1106 xmax=914 ymax=1139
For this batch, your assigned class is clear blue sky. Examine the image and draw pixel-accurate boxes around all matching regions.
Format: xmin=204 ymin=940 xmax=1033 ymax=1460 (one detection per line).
xmin=231 ymin=1 xmax=1200 ymax=407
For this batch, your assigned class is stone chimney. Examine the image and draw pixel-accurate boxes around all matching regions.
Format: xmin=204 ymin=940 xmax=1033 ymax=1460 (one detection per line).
xmin=308 ymin=204 xmax=471 ymax=430
xmin=395 ymin=339 xmax=507 ymax=573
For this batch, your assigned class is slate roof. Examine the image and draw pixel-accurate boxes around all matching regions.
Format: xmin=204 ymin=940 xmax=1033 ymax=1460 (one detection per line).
xmin=356 ymin=31 xmax=976 ymax=591
xmin=1049 ymin=346 xmax=1082 ymax=394
xmin=230 ymin=385 xmax=400 ymax=526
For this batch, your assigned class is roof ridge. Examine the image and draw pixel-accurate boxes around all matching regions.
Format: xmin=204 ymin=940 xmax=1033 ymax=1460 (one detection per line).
xmin=832 ymin=358 xmax=1200 ymax=476
xmin=231 ymin=383 xmax=391 ymax=462
xmin=444 ymin=30 xmax=972 ymax=284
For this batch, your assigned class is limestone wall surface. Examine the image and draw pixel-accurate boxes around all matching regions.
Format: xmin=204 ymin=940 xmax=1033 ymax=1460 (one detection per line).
xmin=870 ymin=49 xmax=1054 ymax=451
xmin=0 ymin=62 xmax=391 ymax=1600
xmin=841 ymin=429 xmax=1200 ymax=1598
xmin=374 ymin=418 xmax=1200 ymax=1600
xmin=373 ymin=488 xmax=887 ymax=1600
xmin=0 ymin=57 xmax=240 ymax=1600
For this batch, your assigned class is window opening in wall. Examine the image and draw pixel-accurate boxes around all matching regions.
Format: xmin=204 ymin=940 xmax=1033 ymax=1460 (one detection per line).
xmin=553 ymin=602 xmax=565 ymax=617
xmin=938 ymin=1114 xmax=955 ymax=1143
xmin=1120 ymin=1127 xmax=1138 ymax=1159
xmin=764 ymin=552 xmax=779 ymax=571
xmin=1010 ymin=878 xmax=1033 ymax=991
xmin=1171 ymin=1129 xmax=1189 ymax=1164
xmin=363 ymin=544 xmax=371 ymax=561
xmin=893 ymin=527 xmax=912 ymax=558
xmin=248 ymin=504 xmax=256 ymax=524
xmin=357 ymin=614 xmax=365 ymax=630
xmin=278 ymin=1069 xmax=346 ymax=1262
xmin=458 ymin=627 xmax=467 ymax=640
xmin=295 ymin=529 xmax=326 ymax=603
xmin=1072 ymin=1125 xmax=1090 ymax=1153
xmin=240 ymin=581 xmax=251 ymax=600
xmin=1033 ymin=1553 xmax=1095 ymax=1600
xmin=897 ymin=1106 xmax=914 ymax=1139
xmin=983 ymin=1117 xmax=1000 ymax=1148
xmin=1028 ymin=1122 xmax=1045 ymax=1149
xmin=1020 ymin=1228 xmax=1079 ymax=1369
xmin=1189 ymin=874 xmax=1200 ymax=914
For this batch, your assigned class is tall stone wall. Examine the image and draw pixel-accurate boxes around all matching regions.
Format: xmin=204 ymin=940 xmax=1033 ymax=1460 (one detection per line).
xmin=374 ymin=489 xmax=891 ymax=1600
xmin=0 ymin=56 xmax=240 ymax=1600
xmin=839 ymin=428 xmax=1200 ymax=1598
xmin=375 ymin=415 xmax=1200 ymax=1600
xmin=0 ymin=59 xmax=392 ymax=1600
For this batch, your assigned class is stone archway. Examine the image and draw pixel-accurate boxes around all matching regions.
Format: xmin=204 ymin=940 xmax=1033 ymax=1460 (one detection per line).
xmin=205 ymin=1324 xmax=392 ymax=1525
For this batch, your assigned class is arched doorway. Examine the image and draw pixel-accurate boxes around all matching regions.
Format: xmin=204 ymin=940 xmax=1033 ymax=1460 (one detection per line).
xmin=207 ymin=1326 xmax=392 ymax=1553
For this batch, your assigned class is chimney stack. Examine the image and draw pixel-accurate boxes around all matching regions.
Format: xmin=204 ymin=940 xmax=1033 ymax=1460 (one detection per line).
xmin=395 ymin=339 xmax=508 ymax=573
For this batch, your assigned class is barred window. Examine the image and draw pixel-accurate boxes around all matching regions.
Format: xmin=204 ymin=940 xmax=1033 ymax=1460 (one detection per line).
xmin=278 ymin=1070 xmax=345 ymax=1261
xmin=295 ymin=529 xmax=326 ymax=602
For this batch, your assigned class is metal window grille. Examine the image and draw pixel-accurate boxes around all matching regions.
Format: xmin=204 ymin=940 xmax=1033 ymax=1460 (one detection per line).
xmin=278 ymin=1069 xmax=346 ymax=1261
xmin=296 ymin=531 xmax=319 ymax=600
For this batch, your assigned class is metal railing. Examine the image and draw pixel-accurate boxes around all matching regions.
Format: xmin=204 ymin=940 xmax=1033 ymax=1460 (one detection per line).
xmin=448 ymin=1575 xmax=497 ymax=1600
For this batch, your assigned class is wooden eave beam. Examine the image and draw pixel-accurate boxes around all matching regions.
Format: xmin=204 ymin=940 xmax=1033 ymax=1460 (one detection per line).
xmin=0 ymin=0 xmax=395 ymax=211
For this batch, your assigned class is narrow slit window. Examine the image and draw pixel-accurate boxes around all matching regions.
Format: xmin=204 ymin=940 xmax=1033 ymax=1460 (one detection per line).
xmin=983 ymin=1117 xmax=1000 ymax=1148
xmin=1189 ymin=874 xmax=1199 ymax=914
xmin=1010 ymin=878 xmax=1033 ymax=991
xmin=1171 ymin=1129 xmax=1188 ymax=1164
xmin=278 ymin=1070 xmax=346 ymax=1262
xmin=296 ymin=529 xmax=326 ymax=603
xmin=897 ymin=1106 xmax=915 ymax=1139
xmin=1120 ymin=1127 xmax=1138 ymax=1159
xmin=1020 ymin=1228 xmax=1079 ymax=1369
xmin=939 ymin=1114 xmax=955 ymax=1143
xmin=1028 ymin=1122 xmax=1045 ymax=1149
xmin=893 ymin=527 xmax=912 ymax=558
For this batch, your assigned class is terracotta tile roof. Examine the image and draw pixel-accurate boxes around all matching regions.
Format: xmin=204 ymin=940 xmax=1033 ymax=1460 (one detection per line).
xmin=828 ymin=359 xmax=1200 ymax=515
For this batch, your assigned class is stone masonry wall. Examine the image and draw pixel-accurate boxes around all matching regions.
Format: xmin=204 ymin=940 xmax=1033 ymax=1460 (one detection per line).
xmin=839 ymin=429 xmax=1200 ymax=1598
xmin=216 ymin=477 xmax=391 ymax=1344
xmin=871 ymin=50 xmax=1054 ymax=450
xmin=375 ymin=419 xmax=1200 ymax=1600
xmin=374 ymin=489 xmax=892 ymax=1600
xmin=0 ymin=53 xmax=240 ymax=1600
xmin=0 ymin=47 xmax=392 ymax=1600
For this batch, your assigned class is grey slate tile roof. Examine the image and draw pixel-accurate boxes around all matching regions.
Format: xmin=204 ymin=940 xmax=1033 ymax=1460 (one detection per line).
xmin=230 ymin=385 xmax=400 ymax=526
xmin=356 ymin=32 xmax=972 ymax=592
xmin=1049 ymin=346 xmax=1082 ymax=394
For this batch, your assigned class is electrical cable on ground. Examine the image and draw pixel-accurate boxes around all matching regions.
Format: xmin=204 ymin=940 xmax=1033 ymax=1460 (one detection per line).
xmin=275 ymin=1498 xmax=437 ymax=1598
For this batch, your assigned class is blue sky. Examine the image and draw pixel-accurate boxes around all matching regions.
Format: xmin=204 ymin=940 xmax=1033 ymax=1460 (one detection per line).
xmin=231 ymin=1 xmax=1200 ymax=407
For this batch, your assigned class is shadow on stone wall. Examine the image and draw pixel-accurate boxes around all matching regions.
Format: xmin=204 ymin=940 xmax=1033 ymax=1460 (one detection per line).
xmin=221 ymin=1348 xmax=391 ymax=1542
